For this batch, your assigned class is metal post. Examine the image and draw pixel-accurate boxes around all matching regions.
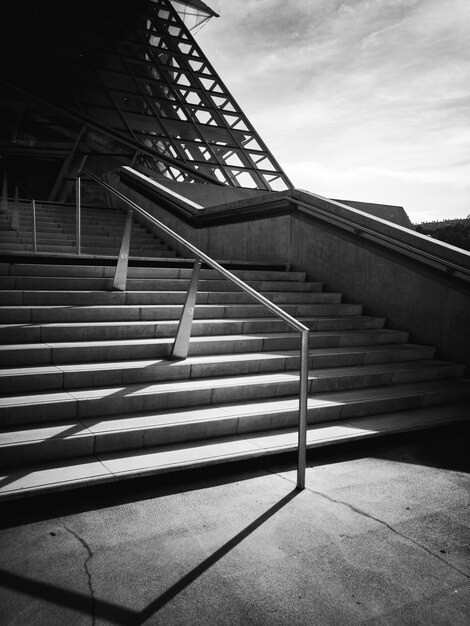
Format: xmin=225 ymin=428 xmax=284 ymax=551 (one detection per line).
xmin=112 ymin=209 xmax=133 ymax=291
xmin=297 ymin=329 xmax=309 ymax=490
xmin=10 ymin=186 xmax=20 ymax=231
xmin=76 ymin=176 xmax=81 ymax=255
xmin=1 ymin=172 xmax=8 ymax=213
xmin=171 ymin=259 xmax=201 ymax=360
xmin=32 ymin=199 xmax=37 ymax=253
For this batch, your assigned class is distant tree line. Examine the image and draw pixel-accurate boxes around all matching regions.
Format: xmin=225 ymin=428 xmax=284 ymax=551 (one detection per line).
xmin=416 ymin=220 xmax=470 ymax=252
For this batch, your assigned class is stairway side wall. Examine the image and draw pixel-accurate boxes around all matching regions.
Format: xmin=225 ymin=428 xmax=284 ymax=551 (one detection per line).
xmin=116 ymin=179 xmax=470 ymax=373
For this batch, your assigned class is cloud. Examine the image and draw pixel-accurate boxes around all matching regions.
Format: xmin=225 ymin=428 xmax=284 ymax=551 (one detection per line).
xmin=197 ymin=0 xmax=470 ymax=220
xmin=284 ymin=160 xmax=470 ymax=221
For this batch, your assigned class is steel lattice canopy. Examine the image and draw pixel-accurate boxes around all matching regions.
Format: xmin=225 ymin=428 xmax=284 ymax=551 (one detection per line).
xmin=0 ymin=0 xmax=292 ymax=198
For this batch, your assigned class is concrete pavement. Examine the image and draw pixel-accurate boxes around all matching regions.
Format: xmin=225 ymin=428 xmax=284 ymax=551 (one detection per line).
xmin=1 ymin=425 xmax=469 ymax=625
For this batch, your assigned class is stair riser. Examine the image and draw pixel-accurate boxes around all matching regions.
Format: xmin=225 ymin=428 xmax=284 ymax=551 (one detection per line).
xmin=0 ymin=363 xmax=463 ymax=427
xmin=2 ymin=265 xmax=307 ymax=283
xmin=0 ymin=277 xmax=322 ymax=292
xmin=4 ymin=247 xmax=177 ymax=258
xmin=1 ymin=240 xmax=170 ymax=250
xmin=1 ymin=385 xmax=467 ymax=468
xmin=6 ymin=223 xmax=130 ymax=236
xmin=0 ymin=233 xmax=25 ymax=241
xmin=1 ymin=291 xmax=314 ymax=306
xmin=0 ymin=243 xmax=29 ymax=251
xmin=0 ymin=295 xmax=344 ymax=323
xmin=5 ymin=224 xmax=152 ymax=236
xmin=11 ymin=214 xmax=128 ymax=225
xmin=0 ymin=330 xmax=410 ymax=366
xmin=0 ymin=346 xmax=437 ymax=394
xmin=4 ymin=234 xmax=166 ymax=246
xmin=0 ymin=290 xmax=336 ymax=311
xmin=0 ymin=316 xmax=383 ymax=345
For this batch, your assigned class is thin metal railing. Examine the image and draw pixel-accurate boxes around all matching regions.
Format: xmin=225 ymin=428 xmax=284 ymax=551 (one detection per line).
xmin=1 ymin=173 xmax=38 ymax=252
xmin=31 ymin=199 xmax=37 ymax=253
xmin=75 ymin=176 xmax=81 ymax=255
xmin=76 ymin=169 xmax=310 ymax=490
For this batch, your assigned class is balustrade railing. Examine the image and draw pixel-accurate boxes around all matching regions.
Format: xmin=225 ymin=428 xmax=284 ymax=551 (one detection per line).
xmin=76 ymin=170 xmax=310 ymax=490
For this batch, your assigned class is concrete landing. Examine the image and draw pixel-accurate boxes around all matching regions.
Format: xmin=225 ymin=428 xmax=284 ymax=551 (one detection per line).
xmin=1 ymin=424 xmax=469 ymax=625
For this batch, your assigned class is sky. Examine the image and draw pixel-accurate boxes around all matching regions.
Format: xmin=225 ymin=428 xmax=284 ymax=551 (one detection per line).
xmin=196 ymin=0 xmax=470 ymax=223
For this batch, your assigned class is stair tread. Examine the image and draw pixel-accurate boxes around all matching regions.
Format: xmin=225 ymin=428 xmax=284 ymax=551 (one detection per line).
xmin=2 ymin=380 xmax=468 ymax=442
xmin=1 ymin=401 xmax=468 ymax=500
xmin=0 ymin=329 xmax=400 ymax=350
xmin=0 ymin=344 xmax=435 ymax=377
xmin=0 ymin=361 xmax=463 ymax=406
xmin=0 ymin=314 xmax=374 ymax=333
xmin=2 ymin=264 xmax=306 ymax=281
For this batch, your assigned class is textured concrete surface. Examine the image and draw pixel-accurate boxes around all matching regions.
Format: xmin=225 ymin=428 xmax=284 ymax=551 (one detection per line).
xmin=1 ymin=425 xmax=469 ymax=625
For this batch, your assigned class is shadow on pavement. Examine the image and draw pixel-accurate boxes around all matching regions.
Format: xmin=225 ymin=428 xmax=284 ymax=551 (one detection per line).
xmin=0 ymin=489 xmax=299 ymax=625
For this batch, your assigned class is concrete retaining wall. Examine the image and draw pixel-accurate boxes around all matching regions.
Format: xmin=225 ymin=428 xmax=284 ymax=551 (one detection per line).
xmin=114 ymin=174 xmax=470 ymax=373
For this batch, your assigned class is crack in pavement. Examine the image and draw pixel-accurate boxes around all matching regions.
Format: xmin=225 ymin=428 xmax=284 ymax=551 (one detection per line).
xmin=59 ymin=518 xmax=96 ymax=626
xmin=275 ymin=470 xmax=470 ymax=581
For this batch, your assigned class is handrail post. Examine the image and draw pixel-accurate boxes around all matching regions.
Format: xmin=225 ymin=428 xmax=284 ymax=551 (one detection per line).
xmin=112 ymin=209 xmax=133 ymax=291
xmin=1 ymin=172 xmax=8 ymax=213
xmin=31 ymin=199 xmax=37 ymax=253
xmin=76 ymin=175 xmax=81 ymax=255
xmin=171 ymin=259 xmax=201 ymax=360
xmin=10 ymin=186 xmax=20 ymax=231
xmin=297 ymin=329 xmax=309 ymax=490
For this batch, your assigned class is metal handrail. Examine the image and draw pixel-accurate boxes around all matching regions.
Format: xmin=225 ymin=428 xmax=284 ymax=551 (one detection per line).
xmin=1 ymin=173 xmax=38 ymax=252
xmin=77 ymin=169 xmax=310 ymax=489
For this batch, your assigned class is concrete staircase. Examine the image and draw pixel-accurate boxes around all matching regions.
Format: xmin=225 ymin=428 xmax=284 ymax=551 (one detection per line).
xmin=0 ymin=205 xmax=469 ymax=500
xmin=0 ymin=199 xmax=176 ymax=258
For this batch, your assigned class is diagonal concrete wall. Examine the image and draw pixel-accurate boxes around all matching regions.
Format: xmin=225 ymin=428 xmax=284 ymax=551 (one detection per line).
xmin=113 ymin=170 xmax=470 ymax=373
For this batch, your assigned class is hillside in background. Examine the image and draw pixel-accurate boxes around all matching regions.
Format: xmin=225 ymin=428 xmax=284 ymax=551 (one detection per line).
xmin=416 ymin=218 xmax=470 ymax=252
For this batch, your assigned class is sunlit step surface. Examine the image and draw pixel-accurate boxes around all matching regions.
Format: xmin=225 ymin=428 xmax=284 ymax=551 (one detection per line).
xmin=1 ymin=379 xmax=468 ymax=468
xmin=1 ymin=400 xmax=468 ymax=501
xmin=0 ymin=329 xmax=410 ymax=366
xmin=0 ymin=361 xmax=464 ymax=427
xmin=0 ymin=344 xmax=437 ymax=393
xmin=1 ymin=263 xmax=307 ymax=282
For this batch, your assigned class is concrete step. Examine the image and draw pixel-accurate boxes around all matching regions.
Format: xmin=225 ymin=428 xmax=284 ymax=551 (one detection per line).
xmin=0 ymin=307 xmax=370 ymax=343
xmin=82 ymin=249 xmax=177 ymax=258
xmin=2 ymin=263 xmax=307 ymax=282
xmin=0 ymin=327 xmax=405 ymax=366
xmin=0 ymin=361 xmax=464 ymax=428
xmin=0 ymin=242 xmax=30 ymax=251
xmin=5 ymin=217 xmax=129 ymax=229
xmin=6 ymin=233 xmax=167 ymax=246
xmin=0 ymin=276 xmax=323 ymax=292
xmin=0 ymin=344 xmax=437 ymax=394
xmin=8 ymin=246 xmax=177 ymax=258
xmin=1 ymin=288 xmax=329 ymax=307
xmin=7 ymin=225 xmax=155 ymax=238
xmin=0 ymin=396 xmax=468 ymax=499
xmin=0 ymin=232 xmax=24 ymax=240
xmin=10 ymin=209 xmax=126 ymax=220
xmin=6 ymin=240 xmax=172 ymax=253
xmin=0 ymin=295 xmax=345 ymax=322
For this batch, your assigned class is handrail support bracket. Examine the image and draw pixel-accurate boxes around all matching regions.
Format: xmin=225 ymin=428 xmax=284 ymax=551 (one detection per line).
xmin=113 ymin=209 xmax=133 ymax=291
xmin=170 ymin=259 xmax=201 ymax=360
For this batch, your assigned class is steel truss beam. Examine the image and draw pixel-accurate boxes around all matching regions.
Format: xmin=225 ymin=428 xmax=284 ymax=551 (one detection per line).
xmin=1 ymin=0 xmax=293 ymax=192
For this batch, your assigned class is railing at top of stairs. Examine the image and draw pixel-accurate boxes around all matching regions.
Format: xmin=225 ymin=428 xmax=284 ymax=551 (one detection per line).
xmin=75 ymin=169 xmax=310 ymax=490
xmin=1 ymin=172 xmax=38 ymax=248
